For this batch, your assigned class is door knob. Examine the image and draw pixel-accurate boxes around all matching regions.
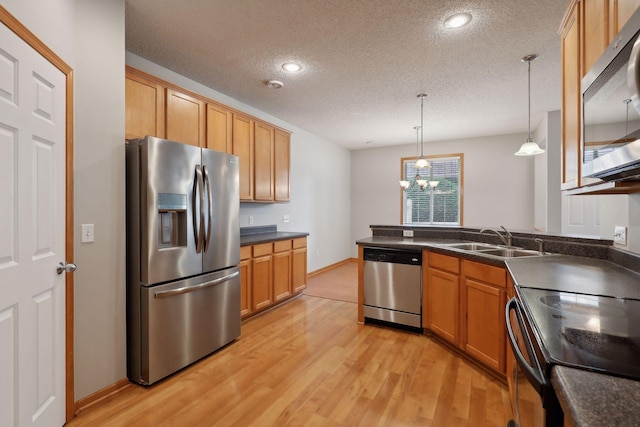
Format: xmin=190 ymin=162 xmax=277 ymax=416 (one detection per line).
xmin=57 ymin=262 xmax=77 ymax=275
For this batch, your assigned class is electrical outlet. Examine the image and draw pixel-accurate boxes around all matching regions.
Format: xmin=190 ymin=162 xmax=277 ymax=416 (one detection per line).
xmin=283 ymin=214 xmax=290 ymax=223
xmin=316 ymin=249 xmax=320 ymax=257
xmin=403 ymin=230 xmax=414 ymax=237
xmin=614 ymin=226 xmax=627 ymax=245
xmin=81 ymin=224 xmax=95 ymax=243
xmin=249 ymin=216 xmax=254 ymax=225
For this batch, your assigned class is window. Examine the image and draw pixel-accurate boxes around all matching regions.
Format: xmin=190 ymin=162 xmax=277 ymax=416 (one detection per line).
xmin=401 ymin=154 xmax=462 ymax=225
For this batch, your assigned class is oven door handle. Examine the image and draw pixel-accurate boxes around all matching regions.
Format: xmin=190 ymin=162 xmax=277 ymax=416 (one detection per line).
xmin=506 ymin=297 xmax=547 ymax=395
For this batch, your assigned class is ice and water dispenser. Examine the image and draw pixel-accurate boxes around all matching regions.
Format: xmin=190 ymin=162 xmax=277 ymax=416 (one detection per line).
xmin=157 ymin=193 xmax=187 ymax=248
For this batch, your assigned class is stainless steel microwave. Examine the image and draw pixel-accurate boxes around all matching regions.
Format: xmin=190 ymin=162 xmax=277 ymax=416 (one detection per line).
xmin=582 ymin=8 xmax=640 ymax=182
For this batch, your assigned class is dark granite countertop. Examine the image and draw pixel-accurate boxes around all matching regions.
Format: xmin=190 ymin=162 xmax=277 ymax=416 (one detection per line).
xmin=240 ymin=225 xmax=308 ymax=246
xmin=240 ymin=231 xmax=308 ymax=246
xmin=552 ymin=366 xmax=640 ymax=426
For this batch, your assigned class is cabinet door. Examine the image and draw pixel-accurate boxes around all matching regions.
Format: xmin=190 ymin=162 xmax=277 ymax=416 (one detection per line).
xmin=252 ymin=255 xmax=273 ymax=310
xmin=125 ymin=71 xmax=165 ymax=140
xmin=464 ymin=279 xmax=506 ymax=373
xmin=274 ymin=129 xmax=291 ymax=201
xmin=206 ymin=103 xmax=232 ymax=153
xmin=254 ymin=121 xmax=275 ymax=201
xmin=583 ymin=0 xmax=609 ymax=76
xmin=273 ymin=250 xmax=292 ymax=301
xmin=166 ymin=88 xmax=205 ymax=147
xmin=292 ymin=246 xmax=307 ymax=293
xmin=562 ymin=3 xmax=582 ymax=190
xmin=239 ymin=258 xmax=252 ymax=317
xmin=233 ymin=114 xmax=254 ymax=201
xmin=427 ymin=268 xmax=459 ymax=345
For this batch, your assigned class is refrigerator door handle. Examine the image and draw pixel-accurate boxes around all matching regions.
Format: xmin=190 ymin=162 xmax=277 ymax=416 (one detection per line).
xmin=193 ymin=165 xmax=205 ymax=253
xmin=153 ymin=271 xmax=240 ymax=298
xmin=202 ymin=165 xmax=213 ymax=252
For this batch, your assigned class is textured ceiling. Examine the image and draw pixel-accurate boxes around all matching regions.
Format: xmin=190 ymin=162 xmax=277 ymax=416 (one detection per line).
xmin=125 ymin=0 xmax=569 ymax=150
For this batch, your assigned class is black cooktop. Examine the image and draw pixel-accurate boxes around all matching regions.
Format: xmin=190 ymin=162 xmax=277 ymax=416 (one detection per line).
xmin=520 ymin=288 xmax=640 ymax=381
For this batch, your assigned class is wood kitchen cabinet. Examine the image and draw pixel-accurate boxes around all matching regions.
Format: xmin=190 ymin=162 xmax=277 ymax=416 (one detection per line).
xmin=233 ymin=113 xmax=254 ymax=201
xmin=206 ymin=102 xmax=233 ymax=153
xmin=240 ymin=237 xmax=307 ymax=319
xmin=125 ymin=68 xmax=165 ymax=140
xmin=254 ymin=121 xmax=275 ymax=201
xmin=273 ymin=240 xmax=292 ymax=301
xmin=274 ymin=129 xmax=291 ymax=201
xmin=240 ymin=246 xmax=253 ymax=317
xmin=561 ymin=0 xmax=582 ymax=190
xmin=291 ymin=237 xmax=307 ymax=292
xmin=506 ymin=275 xmax=517 ymax=406
xmin=251 ymin=243 xmax=274 ymax=311
xmin=166 ymin=88 xmax=206 ymax=147
xmin=461 ymin=260 xmax=507 ymax=374
xmin=426 ymin=252 xmax=460 ymax=346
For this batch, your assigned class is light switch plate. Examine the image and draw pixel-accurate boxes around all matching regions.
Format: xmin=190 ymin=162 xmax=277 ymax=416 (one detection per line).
xmin=614 ymin=226 xmax=627 ymax=245
xmin=403 ymin=230 xmax=414 ymax=237
xmin=81 ymin=224 xmax=95 ymax=243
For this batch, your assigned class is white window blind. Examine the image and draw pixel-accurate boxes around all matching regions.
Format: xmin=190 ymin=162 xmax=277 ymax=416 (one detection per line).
xmin=401 ymin=155 xmax=461 ymax=225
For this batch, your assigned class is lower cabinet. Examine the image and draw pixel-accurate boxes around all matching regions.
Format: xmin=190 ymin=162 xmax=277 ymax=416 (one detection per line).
xmin=461 ymin=259 xmax=506 ymax=374
xmin=240 ymin=237 xmax=307 ymax=318
xmin=425 ymin=252 xmax=460 ymax=345
xmin=425 ymin=250 xmax=507 ymax=376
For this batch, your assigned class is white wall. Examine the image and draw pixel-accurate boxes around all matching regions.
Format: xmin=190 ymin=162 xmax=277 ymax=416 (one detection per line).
xmin=125 ymin=53 xmax=353 ymax=272
xmin=3 ymin=0 xmax=127 ymax=402
xmin=350 ymin=133 xmax=535 ymax=256
xmin=533 ymin=110 xmax=562 ymax=233
xmin=73 ymin=0 xmax=126 ymax=400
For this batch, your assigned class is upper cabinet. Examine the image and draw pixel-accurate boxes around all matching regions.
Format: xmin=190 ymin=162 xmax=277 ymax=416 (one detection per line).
xmin=274 ymin=129 xmax=291 ymax=202
xmin=166 ymin=89 xmax=205 ymax=147
xmin=124 ymin=67 xmax=292 ymax=203
xmin=561 ymin=1 xmax=582 ymax=190
xmin=206 ymin=103 xmax=233 ymax=153
xmin=560 ymin=0 xmax=640 ymax=193
xmin=233 ymin=113 xmax=254 ymax=201
xmin=125 ymin=68 xmax=165 ymax=140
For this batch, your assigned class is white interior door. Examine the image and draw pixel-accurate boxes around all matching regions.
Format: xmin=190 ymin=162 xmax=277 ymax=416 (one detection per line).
xmin=0 ymin=21 xmax=66 ymax=426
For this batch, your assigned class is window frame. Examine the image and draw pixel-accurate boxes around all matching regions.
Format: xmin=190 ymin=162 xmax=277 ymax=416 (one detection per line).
xmin=399 ymin=153 xmax=464 ymax=225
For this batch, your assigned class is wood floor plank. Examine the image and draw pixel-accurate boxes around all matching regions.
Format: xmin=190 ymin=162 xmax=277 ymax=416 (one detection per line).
xmin=68 ymin=262 xmax=513 ymax=427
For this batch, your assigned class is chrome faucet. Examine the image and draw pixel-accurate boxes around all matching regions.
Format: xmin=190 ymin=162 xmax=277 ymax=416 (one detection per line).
xmin=480 ymin=226 xmax=513 ymax=247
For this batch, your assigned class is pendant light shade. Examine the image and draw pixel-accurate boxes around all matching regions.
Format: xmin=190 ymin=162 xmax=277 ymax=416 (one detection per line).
xmin=515 ymin=54 xmax=545 ymax=156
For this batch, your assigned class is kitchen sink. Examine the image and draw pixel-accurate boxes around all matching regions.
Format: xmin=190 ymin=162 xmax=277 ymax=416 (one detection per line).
xmin=474 ymin=248 xmax=544 ymax=258
xmin=442 ymin=242 xmax=502 ymax=250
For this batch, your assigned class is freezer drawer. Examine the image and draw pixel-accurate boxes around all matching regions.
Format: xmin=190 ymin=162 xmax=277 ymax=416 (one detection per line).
xmin=128 ymin=266 xmax=241 ymax=385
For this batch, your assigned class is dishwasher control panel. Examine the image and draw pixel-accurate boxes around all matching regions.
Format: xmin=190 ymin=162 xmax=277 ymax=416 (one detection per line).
xmin=363 ymin=247 xmax=422 ymax=265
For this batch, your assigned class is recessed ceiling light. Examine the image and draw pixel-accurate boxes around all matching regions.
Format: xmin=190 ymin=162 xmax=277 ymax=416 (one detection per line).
xmin=444 ymin=13 xmax=472 ymax=29
xmin=282 ymin=62 xmax=302 ymax=72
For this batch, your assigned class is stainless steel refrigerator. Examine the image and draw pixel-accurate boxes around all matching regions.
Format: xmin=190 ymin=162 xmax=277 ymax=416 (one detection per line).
xmin=126 ymin=136 xmax=240 ymax=385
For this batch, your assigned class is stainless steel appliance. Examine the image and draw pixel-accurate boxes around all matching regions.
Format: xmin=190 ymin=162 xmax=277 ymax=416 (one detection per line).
xmin=363 ymin=247 xmax=422 ymax=329
xmin=582 ymin=7 xmax=640 ymax=182
xmin=506 ymin=288 xmax=640 ymax=426
xmin=126 ymin=136 xmax=240 ymax=385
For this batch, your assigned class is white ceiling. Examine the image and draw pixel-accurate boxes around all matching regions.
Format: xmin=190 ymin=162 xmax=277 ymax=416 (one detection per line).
xmin=125 ymin=0 xmax=569 ymax=150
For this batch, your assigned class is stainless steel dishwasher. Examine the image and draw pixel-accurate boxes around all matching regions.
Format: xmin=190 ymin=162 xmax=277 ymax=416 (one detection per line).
xmin=363 ymin=247 xmax=422 ymax=329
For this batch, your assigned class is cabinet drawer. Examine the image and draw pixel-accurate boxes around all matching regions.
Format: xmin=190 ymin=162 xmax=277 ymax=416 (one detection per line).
xmin=253 ymin=243 xmax=273 ymax=257
xmin=292 ymin=237 xmax=307 ymax=249
xmin=429 ymin=252 xmax=460 ymax=274
xmin=240 ymin=245 xmax=252 ymax=260
xmin=462 ymin=259 xmax=505 ymax=287
xmin=274 ymin=240 xmax=292 ymax=253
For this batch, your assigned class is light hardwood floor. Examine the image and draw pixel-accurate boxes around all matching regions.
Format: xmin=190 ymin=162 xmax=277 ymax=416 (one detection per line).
xmin=67 ymin=264 xmax=512 ymax=426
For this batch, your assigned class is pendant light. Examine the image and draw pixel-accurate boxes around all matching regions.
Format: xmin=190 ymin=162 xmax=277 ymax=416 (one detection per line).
xmin=515 ymin=54 xmax=545 ymax=156
xmin=415 ymin=93 xmax=431 ymax=168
